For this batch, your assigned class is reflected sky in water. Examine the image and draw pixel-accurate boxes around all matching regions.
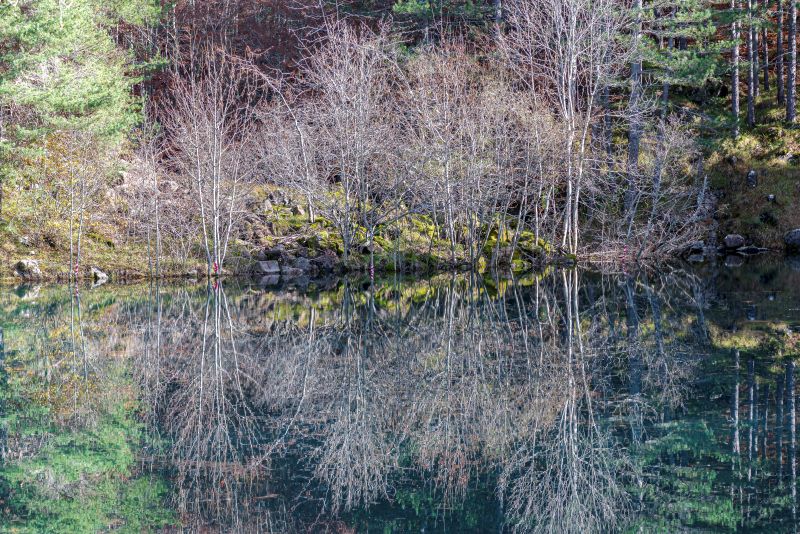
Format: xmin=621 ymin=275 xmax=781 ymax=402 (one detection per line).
xmin=2 ymin=256 xmax=800 ymax=533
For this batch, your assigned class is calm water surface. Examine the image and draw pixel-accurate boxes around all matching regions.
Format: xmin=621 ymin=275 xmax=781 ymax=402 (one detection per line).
xmin=2 ymin=257 xmax=800 ymax=533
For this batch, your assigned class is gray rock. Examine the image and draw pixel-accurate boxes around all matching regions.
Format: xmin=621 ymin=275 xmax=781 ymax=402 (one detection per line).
xmin=747 ymin=170 xmax=757 ymax=188
xmin=90 ymin=267 xmax=108 ymax=284
xmin=785 ymin=228 xmax=800 ymax=251
xmin=291 ymin=205 xmax=306 ymax=216
xmin=768 ymin=194 xmax=776 ymax=202
xmin=724 ymin=234 xmax=746 ymax=249
xmin=254 ymin=260 xmax=280 ymax=274
xmin=312 ymin=251 xmax=338 ymax=272
xmin=293 ymin=257 xmax=312 ymax=272
xmin=262 ymin=245 xmax=285 ymax=261
xmin=687 ymin=253 xmax=705 ymax=263
xmin=13 ymin=259 xmax=42 ymax=281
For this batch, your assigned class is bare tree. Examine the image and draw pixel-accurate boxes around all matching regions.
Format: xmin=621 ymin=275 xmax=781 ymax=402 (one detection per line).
xmin=163 ymin=46 xmax=260 ymax=275
xmin=789 ymin=0 xmax=797 ymax=122
xmin=733 ymin=0 xmax=742 ymax=136
xmin=500 ymin=0 xmax=632 ymax=254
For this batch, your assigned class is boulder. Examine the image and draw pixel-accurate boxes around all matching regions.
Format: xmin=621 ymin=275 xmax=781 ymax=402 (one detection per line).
xmin=262 ymin=245 xmax=285 ymax=261
xmin=293 ymin=256 xmax=312 ymax=272
xmin=686 ymin=253 xmax=705 ymax=263
xmin=90 ymin=267 xmax=108 ymax=284
xmin=785 ymin=228 xmax=800 ymax=252
xmin=746 ymin=170 xmax=757 ymax=188
xmin=291 ymin=205 xmax=306 ymax=216
xmin=13 ymin=259 xmax=42 ymax=281
xmin=254 ymin=260 xmax=280 ymax=274
xmin=311 ymin=251 xmax=338 ymax=272
xmin=723 ymin=234 xmax=746 ymax=249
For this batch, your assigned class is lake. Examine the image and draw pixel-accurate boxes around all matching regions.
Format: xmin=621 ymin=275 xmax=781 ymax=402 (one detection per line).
xmin=2 ymin=256 xmax=800 ymax=532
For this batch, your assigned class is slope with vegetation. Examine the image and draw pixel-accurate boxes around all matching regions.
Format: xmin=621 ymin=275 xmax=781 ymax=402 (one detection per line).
xmin=0 ymin=0 xmax=797 ymax=282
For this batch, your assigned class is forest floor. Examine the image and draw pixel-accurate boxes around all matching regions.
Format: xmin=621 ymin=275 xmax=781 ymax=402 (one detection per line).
xmin=700 ymin=86 xmax=800 ymax=250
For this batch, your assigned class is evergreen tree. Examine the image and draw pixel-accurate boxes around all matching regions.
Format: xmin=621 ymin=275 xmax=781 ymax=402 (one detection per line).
xmin=0 ymin=0 xmax=159 ymax=212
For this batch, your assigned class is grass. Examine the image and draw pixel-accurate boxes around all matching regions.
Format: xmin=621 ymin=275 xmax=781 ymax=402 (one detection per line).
xmin=698 ymin=86 xmax=800 ymax=249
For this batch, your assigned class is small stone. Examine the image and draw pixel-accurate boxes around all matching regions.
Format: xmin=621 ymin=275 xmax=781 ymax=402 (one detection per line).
xmin=767 ymin=194 xmax=776 ymax=202
xmin=746 ymin=170 xmax=757 ymax=188
xmin=687 ymin=253 xmax=705 ymax=263
xmin=723 ymin=234 xmax=746 ymax=249
xmin=291 ymin=205 xmax=306 ymax=216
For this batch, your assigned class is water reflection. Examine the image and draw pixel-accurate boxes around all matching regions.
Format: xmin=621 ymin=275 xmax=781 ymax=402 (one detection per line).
xmin=2 ymin=259 xmax=800 ymax=532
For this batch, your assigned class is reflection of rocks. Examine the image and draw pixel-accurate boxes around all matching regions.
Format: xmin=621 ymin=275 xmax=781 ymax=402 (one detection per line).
xmin=254 ymin=260 xmax=280 ymax=275
xmin=13 ymin=259 xmax=42 ymax=281
xmin=737 ymin=245 xmax=768 ymax=255
xmin=91 ymin=267 xmax=108 ymax=285
xmin=724 ymin=234 xmax=745 ymax=249
xmin=251 ymin=245 xmax=338 ymax=279
xmin=280 ymin=265 xmax=305 ymax=278
xmin=787 ymin=255 xmax=800 ymax=272
xmin=14 ymin=284 xmax=40 ymax=300
xmin=258 ymin=275 xmax=280 ymax=287
xmin=725 ymin=255 xmax=744 ymax=268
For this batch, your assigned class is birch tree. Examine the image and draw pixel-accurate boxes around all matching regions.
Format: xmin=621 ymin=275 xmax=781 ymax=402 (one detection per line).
xmin=788 ymin=0 xmax=797 ymax=122
xmin=501 ymin=0 xmax=632 ymax=254
xmin=163 ymin=47 xmax=259 ymax=275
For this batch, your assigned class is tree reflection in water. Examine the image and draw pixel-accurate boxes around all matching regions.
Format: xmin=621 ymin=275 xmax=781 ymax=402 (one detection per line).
xmin=123 ymin=267 xmax=709 ymax=532
xmin=4 ymin=262 xmax=800 ymax=532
